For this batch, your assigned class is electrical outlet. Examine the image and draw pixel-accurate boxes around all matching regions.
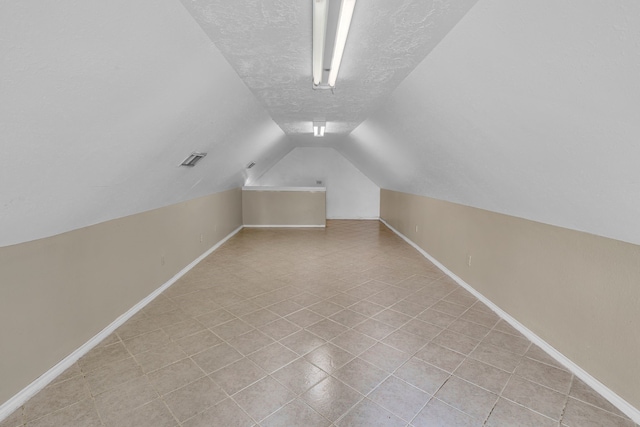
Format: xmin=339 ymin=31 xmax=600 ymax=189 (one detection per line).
xmin=200 ymin=233 xmax=203 ymax=242
xmin=415 ymin=225 xmax=419 ymax=233
xmin=467 ymin=255 xmax=472 ymax=267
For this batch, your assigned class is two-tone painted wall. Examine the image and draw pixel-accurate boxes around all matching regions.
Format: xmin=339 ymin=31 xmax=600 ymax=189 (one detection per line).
xmin=381 ymin=189 xmax=640 ymax=414
xmin=0 ymin=189 xmax=242 ymax=407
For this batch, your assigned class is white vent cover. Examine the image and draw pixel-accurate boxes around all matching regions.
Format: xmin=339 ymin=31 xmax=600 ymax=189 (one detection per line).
xmin=181 ymin=152 xmax=207 ymax=167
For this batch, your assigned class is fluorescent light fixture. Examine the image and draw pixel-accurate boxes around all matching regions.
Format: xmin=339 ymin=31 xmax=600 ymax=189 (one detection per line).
xmin=180 ymin=152 xmax=207 ymax=167
xmin=328 ymin=0 xmax=356 ymax=87
xmin=313 ymin=121 xmax=326 ymax=137
xmin=312 ymin=0 xmax=357 ymax=88
xmin=312 ymin=0 xmax=328 ymax=86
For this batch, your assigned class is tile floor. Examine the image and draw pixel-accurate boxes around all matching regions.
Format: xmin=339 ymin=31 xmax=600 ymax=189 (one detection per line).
xmin=2 ymin=220 xmax=637 ymax=427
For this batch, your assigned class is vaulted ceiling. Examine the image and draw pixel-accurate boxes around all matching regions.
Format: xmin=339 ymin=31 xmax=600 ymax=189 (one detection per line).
xmin=180 ymin=0 xmax=478 ymax=138
xmin=1 ymin=0 xmax=639 ymax=246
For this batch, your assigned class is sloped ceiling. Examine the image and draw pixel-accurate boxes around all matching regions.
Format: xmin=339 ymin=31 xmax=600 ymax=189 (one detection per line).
xmin=2 ymin=0 xmax=639 ymax=247
xmin=180 ymin=0 xmax=479 ymax=139
xmin=338 ymin=0 xmax=640 ymax=245
xmin=0 ymin=0 xmax=293 ymax=246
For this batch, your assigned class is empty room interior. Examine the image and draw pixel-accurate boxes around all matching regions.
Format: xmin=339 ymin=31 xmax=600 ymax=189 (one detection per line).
xmin=1 ymin=0 xmax=639 ymax=426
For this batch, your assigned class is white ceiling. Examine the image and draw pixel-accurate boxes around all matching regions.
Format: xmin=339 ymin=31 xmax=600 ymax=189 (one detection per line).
xmin=180 ymin=0 xmax=479 ymax=137
xmin=1 ymin=0 xmax=639 ymax=247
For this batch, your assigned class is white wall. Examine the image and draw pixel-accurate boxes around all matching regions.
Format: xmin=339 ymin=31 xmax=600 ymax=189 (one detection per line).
xmin=340 ymin=0 xmax=640 ymax=245
xmin=253 ymin=147 xmax=379 ymax=219
xmin=0 ymin=0 xmax=292 ymax=247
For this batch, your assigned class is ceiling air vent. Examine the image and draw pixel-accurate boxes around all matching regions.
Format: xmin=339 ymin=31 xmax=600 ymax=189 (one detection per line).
xmin=181 ymin=152 xmax=207 ymax=167
xmin=246 ymin=161 xmax=256 ymax=169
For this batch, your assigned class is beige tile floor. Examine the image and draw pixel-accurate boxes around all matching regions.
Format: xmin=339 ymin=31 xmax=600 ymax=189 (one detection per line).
xmin=2 ymin=220 xmax=637 ymax=427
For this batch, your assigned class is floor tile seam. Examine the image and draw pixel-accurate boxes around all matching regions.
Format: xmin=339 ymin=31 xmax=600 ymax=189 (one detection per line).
xmin=376 ymin=330 xmax=433 ymax=357
xmin=328 ymin=393 xmax=368 ymax=426
xmin=494 ymin=368 xmax=515 ymax=397
xmin=479 ymin=393 xmax=501 ymax=426
xmin=482 ymin=315 xmax=532 ymax=353
xmin=560 ymin=374 xmax=637 ymax=425
xmin=509 ymin=366 xmax=573 ymax=395
xmin=240 ymin=306 xmax=286 ymax=324
xmin=197 ymin=308 xmax=240 ymax=326
xmin=90 ymin=396 xmax=107 ymax=427
xmin=151 ymin=397 xmax=181 ymax=427
xmin=182 ymin=395 xmax=251 ymax=427
xmin=448 ymin=369 xmax=511 ymax=398
xmin=121 ymin=334 xmax=176 ymax=357
xmin=349 ymin=395 xmax=416 ymax=426
xmin=427 ymin=395 xmax=485 ymax=425
xmin=327 ymin=334 xmax=376 ymax=356
xmin=43 ymin=370 xmax=87 ymax=391
xmin=303 ymin=352 xmax=356 ymax=379
xmin=465 ymin=350 xmax=519 ymax=375
xmin=79 ymin=343 xmax=137 ymax=380
xmin=373 ymin=372 xmax=438 ymax=419
xmin=520 ymin=353 xmax=572 ymax=374
xmin=298 ymin=326 xmax=340 ymax=346
xmin=160 ymin=351 xmax=217 ymax=386
xmin=268 ymin=368 xmax=328 ymax=400
xmin=497 ymin=394 xmax=565 ymax=424
xmin=353 ymin=347 xmax=444 ymax=418
xmin=456 ymin=313 xmax=500 ymax=331
xmin=484 ymin=315 xmax=529 ymax=340
xmin=22 ymin=394 xmax=102 ymax=426
xmin=405 ymin=393 xmax=441 ymax=427
xmin=330 ymin=364 xmax=394 ymax=399
xmin=440 ymin=375 xmax=501 ymax=424
xmin=448 ymin=310 xmax=496 ymax=328
xmin=430 ymin=323 xmax=484 ymax=356
xmin=211 ymin=369 xmax=266 ymax=399
xmin=565 ymin=392 xmax=633 ymax=419
xmin=6 ymin=406 xmax=24 ymax=427
xmin=95 ymin=387 xmax=159 ymax=427
xmin=443 ymin=323 xmax=492 ymax=343
xmin=404 ymin=350 xmax=461 ymax=386
xmin=267 ymin=398 xmax=335 ymax=427
xmin=229 ymin=385 xmax=297 ymax=425
xmin=171 ymin=329 xmax=224 ymax=348
xmin=498 ymin=358 xmax=573 ymax=417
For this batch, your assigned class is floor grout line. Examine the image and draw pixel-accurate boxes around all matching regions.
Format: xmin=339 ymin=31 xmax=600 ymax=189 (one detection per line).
xmin=6 ymin=221 xmax=634 ymax=427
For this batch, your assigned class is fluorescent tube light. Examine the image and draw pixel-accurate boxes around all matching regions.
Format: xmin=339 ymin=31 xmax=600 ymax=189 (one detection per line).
xmin=328 ymin=0 xmax=356 ymax=87
xmin=312 ymin=0 xmax=328 ymax=86
xmin=313 ymin=121 xmax=326 ymax=137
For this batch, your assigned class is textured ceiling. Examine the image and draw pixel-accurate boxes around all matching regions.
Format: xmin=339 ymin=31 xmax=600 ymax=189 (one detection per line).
xmin=180 ymin=0 xmax=479 ymax=137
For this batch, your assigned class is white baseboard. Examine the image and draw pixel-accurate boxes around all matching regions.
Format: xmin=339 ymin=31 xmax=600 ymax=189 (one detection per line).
xmin=0 ymin=225 xmax=243 ymax=423
xmin=325 ymin=217 xmax=381 ymax=220
xmin=379 ymin=218 xmax=640 ymax=424
xmin=243 ymin=224 xmax=325 ymax=228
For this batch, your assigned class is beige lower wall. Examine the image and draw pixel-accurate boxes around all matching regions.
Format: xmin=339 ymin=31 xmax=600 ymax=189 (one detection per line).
xmin=0 ymin=188 xmax=242 ymax=406
xmin=242 ymin=189 xmax=326 ymax=226
xmin=380 ymin=189 xmax=640 ymax=409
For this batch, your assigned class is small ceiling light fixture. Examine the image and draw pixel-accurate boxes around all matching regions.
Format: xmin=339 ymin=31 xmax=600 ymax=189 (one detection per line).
xmin=313 ymin=0 xmax=357 ymax=89
xmin=180 ymin=152 xmax=207 ymax=167
xmin=313 ymin=121 xmax=326 ymax=137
